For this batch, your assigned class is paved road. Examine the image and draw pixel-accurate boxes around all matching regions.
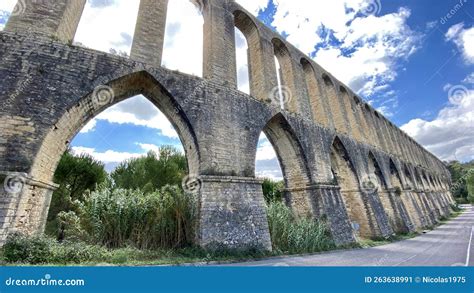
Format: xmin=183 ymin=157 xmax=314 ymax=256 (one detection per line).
xmin=225 ymin=205 xmax=474 ymax=266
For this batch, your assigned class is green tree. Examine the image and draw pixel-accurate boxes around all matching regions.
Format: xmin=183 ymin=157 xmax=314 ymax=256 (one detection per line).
xmin=262 ymin=178 xmax=284 ymax=203
xmin=111 ymin=146 xmax=187 ymax=193
xmin=447 ymin=160 xmax=474 ymax=202
xmin=47 ymin=149 xmax=107 ymax=223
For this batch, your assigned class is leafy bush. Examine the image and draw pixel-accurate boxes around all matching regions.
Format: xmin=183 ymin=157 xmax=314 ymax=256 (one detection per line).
xmin=48 ymin=149 xmax=107 ymax=223
xmin=78 ymin=185 xmax=197 ymax=250
xmin=111 ymin=147 xmax=187 ymax=193
xmin=2 ymin=233 xmax=110 ymax=264
xmin=262 ymin=179 xmax=284 ymax=203
xmin=3 ymin=233 xmax=54 ymax=264
xmin=56 ymin=211 xmax=86 ymax=242
xmin=49 ymin=241 xmax=110 ymax=264
xmin=266 ymin=201 xmax=335 ymax=254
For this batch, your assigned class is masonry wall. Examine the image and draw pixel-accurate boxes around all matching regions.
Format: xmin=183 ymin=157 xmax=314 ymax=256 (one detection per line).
xmin=0 ymin=0 xmax=455 ymax=249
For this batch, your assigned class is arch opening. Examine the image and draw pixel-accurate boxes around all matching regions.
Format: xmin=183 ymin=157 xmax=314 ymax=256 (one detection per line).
xmin=32 ymin=71 xmax=200 ymax=184
xmin=234 ymin=26 xmax=250 ymax=94
xmin=162 ymin=0 xmax=204 ymax=77
xmin=330 ymin=138 xmax=373 ymax=238
xmin=272 ymin=39 xmax=297 ymax=113
xmin=368 ymin=153 xmax=405 ymax=233
xmin=300 ymin=58 xmax=327 ymax=126
xmin=257 ymin=114 xmax=313 ymax=217
xmin=74 ymin=1 xmax=140 ymax=56
xmin=234 ymin=10 xmax=263 ymax=98
xmin=29 ymin=71 xmax=200 ymax=247
xmin=323 ymin=75 xmax=346 ymax=134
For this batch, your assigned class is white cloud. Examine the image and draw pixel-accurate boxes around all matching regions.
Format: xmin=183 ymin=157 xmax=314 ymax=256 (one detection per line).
xmin=235 ymin=28 xmax=250 ymax=94
xmin=255 ymin=133 xmax=282 ymax=180
xmin=256 ymin=170 xmax=283 ymax=181
xmin=0 ymin=0 xmax=16 ymax=14
xmin=270 ymin=1 xmax=420 ymax=114
xmin=82 ymin=95 xmax=179 ymax=139
xmin=72 ymin=142 xmax=162 ymax=164
xmin=401 ymin=87 xmax=474 ymax=162
xmin=71 ymin=146 xmax=142 ymax=164
xmin=161 ymin=0 xmax=203 ymax=76
xmin=463 ymin=73 xmax=474 ymax=84
xmin=235 ymin=0 xmax=269 ymax=15
xmin=137 ymin=143 xmax=160 ymax=154
xmin=74 ymin=0 xmax=139 ymax=54
xmin=99 ymin=96 xmax=178 ymax=139
xmin=256 ymin=137 xmax=277 ymax=161
xmin=80 ymin=119 xmax=97 ymax=133
xmin=445 ymin=23 xmax=474 ymax=65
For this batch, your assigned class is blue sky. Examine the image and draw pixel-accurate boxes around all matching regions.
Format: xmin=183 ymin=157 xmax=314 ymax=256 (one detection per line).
xmin=1 ymin=0 xmax=473 ymax=178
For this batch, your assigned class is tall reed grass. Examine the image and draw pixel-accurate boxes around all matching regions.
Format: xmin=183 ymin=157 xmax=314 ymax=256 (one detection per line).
xmin=78 ymin=185 xmax=196 ymax=250
xmin=266 ymin=201 xmax=335 ymax=254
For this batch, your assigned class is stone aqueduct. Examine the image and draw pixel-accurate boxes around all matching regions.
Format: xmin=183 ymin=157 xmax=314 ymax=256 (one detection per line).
xmin=0 ymin=0 xmax=454 ymax=250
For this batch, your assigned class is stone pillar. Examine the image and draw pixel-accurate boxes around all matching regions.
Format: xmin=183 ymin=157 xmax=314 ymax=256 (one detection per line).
xmin=416 ymin=191 xmax=436 ymax=226
xmin=400 ymin=189 xmax=424 ymax=229
xmin=202 ymin=0 xmax=237 ymax=88
xmin=130 ymin=0 xmax=169 ymax=66
xmin=292 ymin=62 xmax=314 ymax=119
xmin=381 ymin=188 xmax=414 ymax=233
xmin=197 ymin=176 xmax=271 ymax=251
xmin=366 ymin=190 xmax=394 ymax=238
xmin=0 ymin=172 xmax=57 ymax=244
xmin=306 ymin=184 xmax=356 ymax=246
xmin=5 ymin=0 xmax=86 ymax=43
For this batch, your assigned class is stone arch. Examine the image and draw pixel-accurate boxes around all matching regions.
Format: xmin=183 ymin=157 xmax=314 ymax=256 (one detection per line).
xmin=233 ymin=10 xmax=266 ymax=101
xmin=322 ymin=74 xmax=347 ymax=134
xmin=389 ymin=159 xmax=403 ymax=189
xmin=403 ymin=164 xmax=415 ymax=189
xmin=367 ymin=152 xmax=388 ymax=190
xmin=31 ymin=71 xmax=201 ymax=183
xmin=413 ymin=168 xmax=435 ymax=224
xmin=368 ymin=152 xmax=400 ymax=231
xmin=338 ymin=87 xmax=361 ymax=141
xmin=272 ymin=38 xmax=298 ymax=113
xmin=368 ymin=154 xmax=408 ymax=234
xmin=414 ymin=168 xmax=426 ymax=190
xmin=12 ymin=70 xmax=201 ymax=238
xmin=261 ymin=113 xmax=313 ymax=216
xmin=351 ymin=96 xmax=371 ymax=143
xmin=402 ymin=164 xmax=429 ymax=228
xmin=300 ymin=58 xmax=329 ymax=127
xmin=330 ymin=137 xmax=375 ymax=238
xmin=389 ymin=159 xmax=416 ymax=230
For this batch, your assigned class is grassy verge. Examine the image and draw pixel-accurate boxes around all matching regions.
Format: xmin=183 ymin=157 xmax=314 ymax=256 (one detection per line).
xmin=1 ymin=206 xmax=466 ymax=266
